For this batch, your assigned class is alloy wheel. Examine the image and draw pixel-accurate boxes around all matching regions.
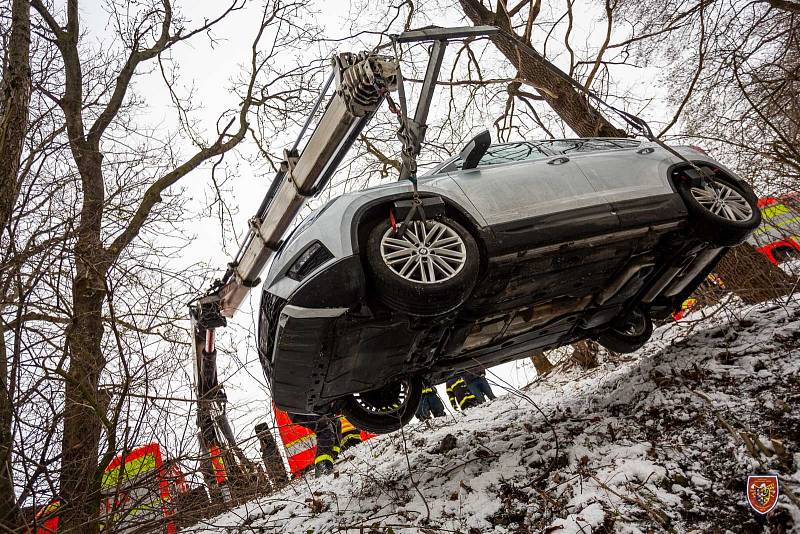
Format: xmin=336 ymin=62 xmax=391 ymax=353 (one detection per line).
xmin=615 ymin=309 xmax=647 ymax=337
xmin=690 ymin=181 xmax=753 ymax=222
xmin=353 ymin=380 xmax=410 ymax=414
xmin=380 ymin=221 xmax=467 ymax=284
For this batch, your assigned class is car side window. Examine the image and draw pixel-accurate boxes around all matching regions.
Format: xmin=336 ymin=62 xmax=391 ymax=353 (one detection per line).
xmin=448 ymin=142 xmax=550 ymax=171
xmin=543 ymin=139 xmax=640 ymax=154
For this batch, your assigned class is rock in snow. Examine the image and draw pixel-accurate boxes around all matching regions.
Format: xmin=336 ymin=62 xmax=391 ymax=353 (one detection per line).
xmin=192 ymin=297 xmax=800 ymax=533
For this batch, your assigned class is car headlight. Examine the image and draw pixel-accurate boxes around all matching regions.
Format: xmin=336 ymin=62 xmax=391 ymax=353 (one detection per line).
xmin=286 ymin=241 xmax=333 ymax=281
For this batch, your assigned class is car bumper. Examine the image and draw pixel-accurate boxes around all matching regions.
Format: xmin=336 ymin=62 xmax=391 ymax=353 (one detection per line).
xmin=269 ymin=254 xmax=365 ymax=414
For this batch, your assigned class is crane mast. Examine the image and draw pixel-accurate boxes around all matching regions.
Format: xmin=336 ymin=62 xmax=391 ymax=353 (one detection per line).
xmin=188 ymin=26 xmax=498 ymax=499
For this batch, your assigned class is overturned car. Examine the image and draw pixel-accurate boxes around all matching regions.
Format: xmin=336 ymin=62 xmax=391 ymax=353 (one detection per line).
xmin=257 ymin=135 xmax=760 ymax=433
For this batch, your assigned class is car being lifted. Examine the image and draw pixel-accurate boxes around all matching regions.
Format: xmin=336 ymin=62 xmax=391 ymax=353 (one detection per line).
xmin=257 ymin=134 xmax=761 ymax=433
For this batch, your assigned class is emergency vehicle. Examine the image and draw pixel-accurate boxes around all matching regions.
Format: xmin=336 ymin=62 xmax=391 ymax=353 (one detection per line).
xmin=31 ymin=443 xmax=187 ymax=534
xmin=748 ymin=193 xmax=800 ymax=264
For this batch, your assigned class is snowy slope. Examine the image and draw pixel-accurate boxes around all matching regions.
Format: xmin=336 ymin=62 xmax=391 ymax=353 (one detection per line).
xmin=191 ymin=297 xmax=800 ymax=533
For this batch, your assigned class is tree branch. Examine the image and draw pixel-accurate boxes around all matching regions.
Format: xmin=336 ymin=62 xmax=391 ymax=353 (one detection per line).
xmin=765 ymin=0 xmax=800 ymax=14
xmin=106 ymin=1 xmax=273 ymax=259
xmin=88 ymin=0 xmax=246 ymax=146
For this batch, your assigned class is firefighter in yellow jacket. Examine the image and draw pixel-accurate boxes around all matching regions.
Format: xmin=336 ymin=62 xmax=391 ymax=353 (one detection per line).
xmin=446 ymin=373 xmax=479 ymax=411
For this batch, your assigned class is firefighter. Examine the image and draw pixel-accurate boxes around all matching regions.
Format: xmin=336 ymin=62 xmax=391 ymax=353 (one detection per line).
xmin=446 ymin=373 xmax=479 ymax=412
xmin=416 ymin=381 xmax=446 ymax=420
xmin=465 ymin=369 xmax=496 ymax=403
xmin=338 ymin=416 xmax=363 ymax=453
xmin=289 ymin=413 xmax=339 ymax=477
xmin=254 ymin=422 xmax=289 ymax=488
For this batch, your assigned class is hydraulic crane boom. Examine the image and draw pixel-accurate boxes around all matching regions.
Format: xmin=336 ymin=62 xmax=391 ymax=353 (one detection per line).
xmin=188 ymin=25 xmax=499 ymax=499
xmin=221 ymin=53 xmax=400 ymax=317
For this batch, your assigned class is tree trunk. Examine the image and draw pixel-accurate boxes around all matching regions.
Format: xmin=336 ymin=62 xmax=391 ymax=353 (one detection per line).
xmin=0 ymin=0 xmax=31 ymax=529
xmin=458 ymin=0 xmax=625 ymax=138
xmin=0 ymin=328 xmax=18 ymax=531
xmin=0 ymin=0 xmax=31 ymax=234
xmin=715 ymin=243 xmax=798 ymax=305
xmin=531 ymin=351 xmax=554 ymax=375
xmin=58 ymin=146 xmax=108 ymax=533
xmin=59 ymin=271 xmax=107 ymax=534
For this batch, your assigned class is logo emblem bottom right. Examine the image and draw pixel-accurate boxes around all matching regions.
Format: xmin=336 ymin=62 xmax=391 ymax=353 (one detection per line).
xmin=747 ymin=475 xmax=779 ymax=515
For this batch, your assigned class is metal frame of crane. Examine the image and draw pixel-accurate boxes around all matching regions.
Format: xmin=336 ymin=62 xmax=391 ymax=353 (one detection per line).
xmin=188 ymin=25 xmax=499 ymax=498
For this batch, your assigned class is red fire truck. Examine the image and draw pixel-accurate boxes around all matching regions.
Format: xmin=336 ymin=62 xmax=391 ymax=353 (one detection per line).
xmin=31 ymin=443 xmax=187 ymax=534
xmin=747 ymin=193 xmax=800 ymax=264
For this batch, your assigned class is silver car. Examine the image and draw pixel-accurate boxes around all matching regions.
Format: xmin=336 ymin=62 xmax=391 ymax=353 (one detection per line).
xmin=258 ymin=134 xmax=760 ymax=433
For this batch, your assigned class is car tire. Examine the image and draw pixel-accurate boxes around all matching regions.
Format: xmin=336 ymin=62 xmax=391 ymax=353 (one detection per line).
xmin=339 ymin=377 xmax=422 ymax=434
xmin=365 ymin=216 xmax=479 ymax=317
xmin=676 ymin=171 xmax=761 ymax=247
xmin=597 ymin=307 xmax=653 ymax=354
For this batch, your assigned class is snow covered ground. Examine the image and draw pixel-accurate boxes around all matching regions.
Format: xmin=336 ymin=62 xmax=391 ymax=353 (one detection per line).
xmin=190 ymin=296 xmax=800 ymax=533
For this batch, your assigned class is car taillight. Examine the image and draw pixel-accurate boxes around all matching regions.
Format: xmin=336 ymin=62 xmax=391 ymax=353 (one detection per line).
xmin=689 ymin=145 xmax=708 ymax=155
xmin=286 ymin=241 xmax=333 ymax=281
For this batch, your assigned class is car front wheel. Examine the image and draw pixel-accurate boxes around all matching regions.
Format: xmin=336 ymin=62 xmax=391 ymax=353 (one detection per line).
xmin=365 ymin=216 xmax=479 ymax=316
xmin=339 ymin=377 xmax=422 ymax=434
xmin=597 ymin=307 xmax=654 ymax=354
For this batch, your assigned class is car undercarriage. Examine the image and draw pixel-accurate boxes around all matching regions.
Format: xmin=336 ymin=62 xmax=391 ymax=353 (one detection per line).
xmin=261 ymin=182 xmax=733 ymax=418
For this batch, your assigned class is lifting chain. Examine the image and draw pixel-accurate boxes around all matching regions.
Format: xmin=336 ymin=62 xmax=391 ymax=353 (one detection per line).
xmin=379 ymin=62 xmax=426 ymax=237
xmin=383 ymin=90 xmax=426 ymax=236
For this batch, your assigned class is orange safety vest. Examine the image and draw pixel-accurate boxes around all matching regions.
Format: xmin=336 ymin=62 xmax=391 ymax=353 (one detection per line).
xmin=209 ymin=446 xmax=227 ymax=485
xmin=274 ymin=407 xmax=317 ymax=475
xmin=274 ymin=406 xmax=375 ymax=476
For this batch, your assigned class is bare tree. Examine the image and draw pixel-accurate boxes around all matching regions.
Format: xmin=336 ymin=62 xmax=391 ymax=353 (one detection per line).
xmin=0 ymin=0 xmax=32 ymax=528
xmin=608 ymin=0 xmax=800 ymax=300
xmin=0 ymin=0 xmax=319 ymax=531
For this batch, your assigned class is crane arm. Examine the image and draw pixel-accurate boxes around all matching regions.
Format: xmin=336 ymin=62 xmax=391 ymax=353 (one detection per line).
xmin=188 ymin=26 xmax=498 ymax=498
xmin=218 ymin=53 xmax=400 ymax=317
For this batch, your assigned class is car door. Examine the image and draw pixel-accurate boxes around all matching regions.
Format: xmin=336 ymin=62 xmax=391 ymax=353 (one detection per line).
xmin=557 ymin=139 xmax=682 ymax=227
xmin=446 ymin=141 xmax=618 ymax=249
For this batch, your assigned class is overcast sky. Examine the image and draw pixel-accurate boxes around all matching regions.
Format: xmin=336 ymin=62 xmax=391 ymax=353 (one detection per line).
xmin=75 ymin=0 xmax=680 ymax=459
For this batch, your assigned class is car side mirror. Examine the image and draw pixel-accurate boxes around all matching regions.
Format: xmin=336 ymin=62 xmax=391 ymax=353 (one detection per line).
xmin=459 ymin=130 xmax=491 ymax=170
